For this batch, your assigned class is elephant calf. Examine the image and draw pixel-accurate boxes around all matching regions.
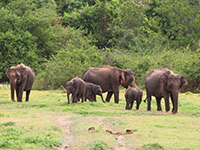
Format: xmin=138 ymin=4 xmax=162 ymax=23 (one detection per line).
xmin=125 ymin=87 xmax=143 ymax=110
xmin=63 ymin=77 xmax=86 ymax=104
xmin=85 ymin=82 xmax=105 ymax=103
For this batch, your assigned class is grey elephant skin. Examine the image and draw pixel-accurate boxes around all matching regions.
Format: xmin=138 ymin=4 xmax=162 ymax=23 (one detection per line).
xmin=82 ymin=66 xmax=135 ymax=103
xmin=85 ymin=82 xmax=105 ymax=103
xmin=63 ymin=77 xmax=86 ymax=104
xmin=6 ymin=63 xmax=35 ymax=102
xmin=145 ymin=68 xmax=187 ymax=114
xmin=125 ymin=87 xmax=143 ymax=110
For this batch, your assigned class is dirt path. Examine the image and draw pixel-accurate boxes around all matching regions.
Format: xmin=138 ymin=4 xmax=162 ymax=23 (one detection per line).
xmin=94 ymin=117 xmax=127 ymax=150
xmin=57 ymin=115 xmax=74 ymax=150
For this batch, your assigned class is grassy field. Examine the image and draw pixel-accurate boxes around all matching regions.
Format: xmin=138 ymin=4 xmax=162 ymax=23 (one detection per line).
xmin=0 ymin=84 xmax=200 ymax=150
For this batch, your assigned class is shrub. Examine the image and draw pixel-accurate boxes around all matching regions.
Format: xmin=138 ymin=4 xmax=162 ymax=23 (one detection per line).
xmin=109 ymin=49 xmax=200 ymax=92
xmin=0 ymin=121 xmax=15 ymax=127
xmin=90 ymin=141 xmax=110 ymax=150
xmin=142 ymin=143 xmax=164 ymax=150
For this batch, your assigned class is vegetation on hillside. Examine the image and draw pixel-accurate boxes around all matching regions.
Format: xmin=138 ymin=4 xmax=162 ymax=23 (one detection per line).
xmin=1 ymin=0 xmax=200 ymax=92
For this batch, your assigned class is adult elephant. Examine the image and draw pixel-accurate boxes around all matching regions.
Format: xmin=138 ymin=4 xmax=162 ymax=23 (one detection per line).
xmin=82 ymin=66 xmax=135 ymax=103
xmin=145 ymin=68 xmax=187 ymax=114
xmin=6 ymin=63 xmax=35 ymax=102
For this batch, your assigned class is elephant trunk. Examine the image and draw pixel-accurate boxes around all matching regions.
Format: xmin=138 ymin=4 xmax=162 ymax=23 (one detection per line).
xmin=99 ymin=94 xmax=105 ymax=103
xmin=10 ymin=79 xmax=16 ymax=102
xmin=67 ymin=92 xmax=70 ymax=104
xmin=130 ymin=81 xmax=136 ymax=87
xmin=171 ymin=90 xmax=179 ymax=114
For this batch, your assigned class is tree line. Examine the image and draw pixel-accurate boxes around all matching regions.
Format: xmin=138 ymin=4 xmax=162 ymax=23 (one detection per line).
xmin=0 ymin=0 xmax=200 ymax=92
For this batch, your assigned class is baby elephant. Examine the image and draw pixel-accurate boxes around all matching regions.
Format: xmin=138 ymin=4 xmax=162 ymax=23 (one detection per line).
xmin=85 ymin=82 xmax=105 ymax=103
xmin=63 ymin=77 xmax=86 ymax=104
xmin=125 ymin=87 xmax=143 ymax=110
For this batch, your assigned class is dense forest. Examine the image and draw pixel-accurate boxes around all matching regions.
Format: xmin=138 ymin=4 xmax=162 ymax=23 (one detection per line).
xmin=0 ymin=0 xmax=200 ymax=92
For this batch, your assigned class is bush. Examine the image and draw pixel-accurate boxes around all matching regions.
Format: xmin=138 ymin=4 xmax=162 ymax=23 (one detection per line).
xmin=0 ymin=121 xmax=15 ymax=127
xmin=108 ymin=49 xmax=200 ymax=92
xmin=0 ymin=127 xmax=61 ymax=149
xmin=34 ymin=26 xmax=105 ymax=90
xmin=24 ymin=135 xmax=61 ymax=148
xmin=142 ymin=143 xmax=164 ymax=150
xmin=90 ymin=141 xmax=110 ymax=150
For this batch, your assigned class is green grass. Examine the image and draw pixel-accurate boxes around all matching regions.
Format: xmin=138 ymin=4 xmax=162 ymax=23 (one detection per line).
xmin=0 ymin=84 xmax=200 ymax=150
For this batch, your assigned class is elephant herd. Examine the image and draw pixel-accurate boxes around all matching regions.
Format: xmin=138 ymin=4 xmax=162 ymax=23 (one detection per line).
xmin=6 ymin=64 xmax=187 ymax=114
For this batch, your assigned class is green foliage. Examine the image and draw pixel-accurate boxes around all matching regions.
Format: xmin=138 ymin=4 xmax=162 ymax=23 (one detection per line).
xmin=90 ymin=141 xmax=111 ymax=150
xmin=146 ymin=0 xmax=200 ymax=50
xmin=0 ymin=0 xmax=58 ymax=81
xmin=0 ymin=127 xmax=61 ymax=149
xmin=24 ymin=135 xmax=61 ymax=148
xmin=0 ymin=128 xmax=23 ymax=149
xmin=108 ymin=49 xmax=200 ymax=91
xmin=1 ymin=0 xmax=200 ymax=93
xmin=142 ymin=143 xmax=164 ymax=150
xmin=34 ymin=27 xmax=104 ymax=89
xmin=0 ymin=121 xmax=15 ymax=127
xmin=62 ymin=0 xmax=116 ymax=48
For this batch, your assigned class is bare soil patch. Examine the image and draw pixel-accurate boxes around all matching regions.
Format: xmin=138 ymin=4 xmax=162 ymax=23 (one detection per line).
xmin=57 ymin=115 xmax=74 ymax=150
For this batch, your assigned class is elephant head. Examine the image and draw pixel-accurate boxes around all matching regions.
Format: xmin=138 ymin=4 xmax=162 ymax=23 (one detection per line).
xmin=160 ymin=71 xmax=187 ymax=113
xmin=63 ymin=81 xmax=75 ymax=104
xmin=93 ymin=85 xmax=105 ymax=103
xmin=119 ymin=69 xmax=135 ymax=89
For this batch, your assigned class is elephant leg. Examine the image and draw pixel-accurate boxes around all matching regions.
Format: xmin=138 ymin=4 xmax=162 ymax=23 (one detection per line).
xmin=94 ymin=94 xmax=97 ymax=102
xmin=72 ymin=93 xmax=76 ymax=103
xmin=106 ymin=92 xmax=113 ymax=102
xmin=10 ymin=85 xmax=15 ymax=102
xmin=136 ymin=100 xmax=140 ymax=110
xmin=171 ymin=91 xmax=178 ymax=114
xmin=125 ymin=102 xmax=130 ymax=110
xmin=67 ymin=93 xmax=70 ymax=104
xmin=17 ymin=89 xmax=23 ymax=102
xmin=81 ymin=88 xmax=86 ymax=103
xmin=164 ymin=94 xmax=170 ymax=112
xmin=130 ymin=101 xmax=134 ymax=110
xmin=147 ymin=96 xmax=151 ymax=111
xmin=16 ymin=88 xmax=19 ymax=101
xmin=170 ymin=94 xmax=175 ymax=112
xmin=17 ymin=83 xmax=26 ymax=102
xmin=156 ymin=97 xmax=162 ymax=111
xmin=113 ymin=89 xmax=119 ymax=103
xmin=25 ymin=90 xmax=31 ymax=102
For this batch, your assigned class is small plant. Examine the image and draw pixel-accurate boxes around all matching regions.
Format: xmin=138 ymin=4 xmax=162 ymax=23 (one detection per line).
xmin=142 ymin=143 xmax=164 ymax=150
xmin=24 ymin=135 xmax=61 ymax=148
xmin=0 ymin=128 xmax=23 ymax=149
xmin=0 ymin=113 xmax=5 ymax=117
xmin=90 ymin=141 xmax=110 ymax=150
xmin=0 ymin=121 xmax=15 ymax=126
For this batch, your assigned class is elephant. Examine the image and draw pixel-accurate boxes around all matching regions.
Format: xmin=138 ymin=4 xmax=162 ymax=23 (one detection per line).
xmin=63 ymin=77 xmax=86 ymax=104
xmin=125 ymin=87 xmax=143 ymax=110
xmin=85 ymin=82 xmax=105 ymax=103
xmin=6 ymin=63 xmax=35 ymax=102
xmin=145 ymin=68 xmax=187 ymax=114
xmin=82 ymin=66 xmax=135 ymax=103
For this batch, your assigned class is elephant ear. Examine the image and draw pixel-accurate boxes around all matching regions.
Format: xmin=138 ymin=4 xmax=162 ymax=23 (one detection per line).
xmin=119 ymin=71 xmax=126 ymax=85
xmin=19 ymin=65 xmax=28 ymax=80
xmin=160 ymin=71 xmax=171 ymax=87
xmin=140 ymin=91 xmax=143 ymax=97
xmin=180 ymin=76 xmax=187 ymax=87
xmin=6 ymin=68 xmax=11 ymax=79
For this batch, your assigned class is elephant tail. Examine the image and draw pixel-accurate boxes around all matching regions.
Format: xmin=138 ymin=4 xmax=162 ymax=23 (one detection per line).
xmin=143 ymin=97 xmax=147 ymax=103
